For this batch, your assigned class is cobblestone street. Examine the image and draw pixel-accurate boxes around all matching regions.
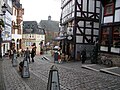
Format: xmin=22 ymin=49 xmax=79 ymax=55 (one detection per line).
xmin=1 ymin=54 xmax=120 ymax=90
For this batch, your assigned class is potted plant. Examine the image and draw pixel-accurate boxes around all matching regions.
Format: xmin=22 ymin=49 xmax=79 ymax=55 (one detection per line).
xmin=0 ymin=19 xmax=5 ymax=27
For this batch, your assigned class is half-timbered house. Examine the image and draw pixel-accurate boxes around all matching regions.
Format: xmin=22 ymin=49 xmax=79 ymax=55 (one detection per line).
xmin=60 ymin=0 xmax=101 ymax=59
xmin=99 ymin=0 xmax=120 ymax=66
xmin=100 ymin=0 xmax=120 ymax=54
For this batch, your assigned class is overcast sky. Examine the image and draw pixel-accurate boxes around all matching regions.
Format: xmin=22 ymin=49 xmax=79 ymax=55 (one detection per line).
xmin=20 ymin=0 xmax=61 ymax=23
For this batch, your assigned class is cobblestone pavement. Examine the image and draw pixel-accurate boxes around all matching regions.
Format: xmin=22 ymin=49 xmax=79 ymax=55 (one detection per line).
xmin=1 ymin=54 xmax=120 ymax=90
xmin=0 ymin=60 xmax=6 ymax=90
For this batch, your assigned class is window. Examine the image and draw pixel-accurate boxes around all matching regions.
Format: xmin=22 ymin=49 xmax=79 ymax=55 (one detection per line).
xmin=26 ymin=41 xmax=32 ymax=46
xmin=113 ymin=26 xmax=120 ymax=47
xmin=7 ymin=0 xmax=12 ymax=8
xmin=101 ymin=27 xmax=110 ymax=46
xmin=104 ymin=3 xmax=114 ymax=16
xmin=26 ymin=42 xmax=29 ymax=46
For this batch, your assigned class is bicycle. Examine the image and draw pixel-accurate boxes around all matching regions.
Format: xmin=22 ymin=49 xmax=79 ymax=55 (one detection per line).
xmin=97 ymin=54 xmax=113 ymax=67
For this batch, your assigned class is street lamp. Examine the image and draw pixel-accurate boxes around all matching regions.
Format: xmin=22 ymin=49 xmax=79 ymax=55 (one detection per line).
xmin=0 ymin=4 xmax=7 ymax=16
xmin=0 ymin=3 xmax=7 ymax=59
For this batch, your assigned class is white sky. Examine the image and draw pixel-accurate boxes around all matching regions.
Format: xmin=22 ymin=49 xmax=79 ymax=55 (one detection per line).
xmin=20 ymin=0 xmax=61 ymax=23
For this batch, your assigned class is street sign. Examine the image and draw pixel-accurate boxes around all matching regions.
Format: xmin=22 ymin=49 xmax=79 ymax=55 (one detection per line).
xmin=47 ymin=65 xmax=60 ymax=90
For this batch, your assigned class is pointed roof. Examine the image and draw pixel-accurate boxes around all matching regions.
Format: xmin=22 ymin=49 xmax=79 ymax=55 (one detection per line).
xmin=23 ymin=21 xmax=44 ymax=34
xmin=39 ymin=17 xmax=59 ymax=32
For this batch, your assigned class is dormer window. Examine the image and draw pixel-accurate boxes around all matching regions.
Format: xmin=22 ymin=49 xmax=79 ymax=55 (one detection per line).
xmin=104 ymin=0 xmax=114 ymax=16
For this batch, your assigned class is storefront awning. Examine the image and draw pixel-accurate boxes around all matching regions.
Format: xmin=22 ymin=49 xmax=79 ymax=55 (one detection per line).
xmin=52 ymin=36 xmax=66 ymax=41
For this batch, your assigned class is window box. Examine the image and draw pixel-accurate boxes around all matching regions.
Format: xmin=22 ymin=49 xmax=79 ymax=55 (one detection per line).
xmin=0 ymin=19 xmax=5 ymax=27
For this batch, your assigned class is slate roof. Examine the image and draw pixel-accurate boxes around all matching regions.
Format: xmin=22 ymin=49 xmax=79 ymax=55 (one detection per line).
xmin=12 ymin=0 xmax=22 ymax=8
xmin=39 ymin=19 xmax=60 ymax=32
xmin=23 ymin=21 xmax=44 ymax=34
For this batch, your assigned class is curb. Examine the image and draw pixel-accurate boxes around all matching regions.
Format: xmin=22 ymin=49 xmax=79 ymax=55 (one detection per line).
xmin=82 ymin=64 xmax=120 ymax=77
xmin=100 ymin=67 xmax=120 ymax=77
xmin=81 ymin=64 xmax=100 ymax=72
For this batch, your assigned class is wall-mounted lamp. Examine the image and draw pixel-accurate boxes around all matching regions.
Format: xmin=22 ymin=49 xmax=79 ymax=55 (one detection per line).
xmin=0 ymin=4 xmax=7 ymax=16
xmin=0 ymin=3 xmax=7 ymax=59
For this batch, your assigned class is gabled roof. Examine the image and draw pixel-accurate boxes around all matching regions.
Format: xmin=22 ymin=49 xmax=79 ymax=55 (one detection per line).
xmin=23 ymin=21 xmax=44 ymax=34
xmin=13 ymin=0 xmax=22 ymax=8
xmin=39 ymin=19 xmax=59 ymax=32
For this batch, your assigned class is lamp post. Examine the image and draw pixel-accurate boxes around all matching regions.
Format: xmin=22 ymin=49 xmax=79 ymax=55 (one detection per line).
xmin=0 ymin=4 xmax=7 ymax=59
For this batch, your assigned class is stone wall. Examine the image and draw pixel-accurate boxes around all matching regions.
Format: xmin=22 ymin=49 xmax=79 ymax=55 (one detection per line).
xmin=76 ymin=44 xmax=95 ymax=58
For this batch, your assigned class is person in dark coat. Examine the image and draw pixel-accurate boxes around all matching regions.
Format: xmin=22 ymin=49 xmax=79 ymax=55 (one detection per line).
xmin=31 ymin=47 xmax=36 ymax=62
xmin=19 ymin=61 xmax=23 ymax=72
xmin=81 ymin=48 xmax=86 ymax=64
xmin=25 ymin=47 xmax=31 ymax=63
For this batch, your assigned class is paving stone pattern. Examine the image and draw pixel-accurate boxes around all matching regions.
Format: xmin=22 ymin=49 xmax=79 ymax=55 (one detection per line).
xmin=31 ymin=56 xmax=120 ymax=90
xmin=0 ymin=60 xmax=6 ymax=90
xmin=1 ymin=55 xmax=120 ymax=90
xmin=43 ymin=55 xmax=120 ymax=90
xmin=108 ymin=68 xmax=120 ymax=75
xmin=2 ymin=59 xmax=31 ymax=90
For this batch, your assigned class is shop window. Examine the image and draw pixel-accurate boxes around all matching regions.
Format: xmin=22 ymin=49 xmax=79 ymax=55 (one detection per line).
xmin=101 ymin=27 xmax=110 ymax=46
xmin=104 ymin=3 xmax=114 ymax=16
xmin=113 ymin=26 xmax=120 ymax=47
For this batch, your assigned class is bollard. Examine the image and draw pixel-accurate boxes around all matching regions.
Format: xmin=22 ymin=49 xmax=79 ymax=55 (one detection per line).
xmin=12 ymin=54 xmax=18 ymax=67
xmin=47 ymin=65 xmax=60 ymax=90
xmin=21 ymin=57 xmax=30 ymax=78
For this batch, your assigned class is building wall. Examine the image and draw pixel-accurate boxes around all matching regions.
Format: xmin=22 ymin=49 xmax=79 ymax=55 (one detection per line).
xmin=0 ymin=0 xmax=12 ymax=56
xmin=100 ymin=0 xmax=120 ymax=54
xmin=35 ymin=34 xmax=45 ymax=54
xmin=46 ymin=31 xmax=58 ymax=43
xmin=22 ymin=34 xmax=45 ymax=54
xmin=61 ymin=0 xmax=101 ymax=58
xmin=12 ymin=0 xmax=24 ymax=51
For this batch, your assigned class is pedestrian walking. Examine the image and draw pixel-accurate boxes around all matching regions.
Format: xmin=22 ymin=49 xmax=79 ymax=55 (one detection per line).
xmin=25 ymin=47 xmax=31 ymax=63
xmin=21 ymin=49 xmax=24 ymax=57
xmin=10 ymin=49 xmax=13 ymax=59
xmin=31 ymin=47 xmax=36 ymax=62
xmin=58 ymin=51 xmax=62 ymax=63
xmin=11 ymin=48 xmax=16 ymax=63
xmin=8 ymin=50 xmax=11 ymax=59
xmin=81 ymin=48 xmax=86 ymax=64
